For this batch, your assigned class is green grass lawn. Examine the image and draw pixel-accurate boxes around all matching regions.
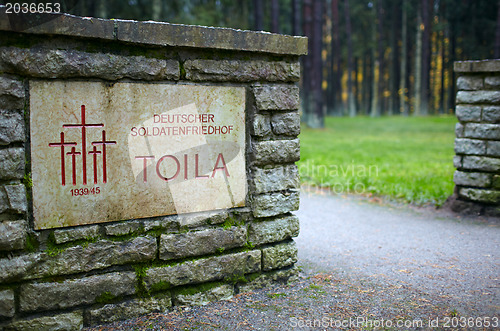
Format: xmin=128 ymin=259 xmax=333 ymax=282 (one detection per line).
xmin=298 ymin=116 xmax=457 ymax=206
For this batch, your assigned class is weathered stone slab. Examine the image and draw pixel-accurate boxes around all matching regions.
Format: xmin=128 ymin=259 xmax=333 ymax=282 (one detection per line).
xmin=30 ymin=81 xmax=246 ymax=229
xmin=173 ymin=284 xmax=234 ymax=306
xmin=251 ymin=113 xmax=271 ymax=137
xmin=271 ymin=112 xmax=300 ymax=136
xmin=0 ymin=76 xmax=24 ymax=109
xmin=0 ymin=289 xmax=15 ymax=318
xmin=0 ymin=148 xmax=24 ymax=180
xmin=457 ymin=76 xmax=483 ymax=91
xmin=253 ymin=85 xmax=299 ymax=110
xmin=248 ymin=214 xmax=299 ymax=245
xmin=252 ymin=139 xmax=300 ymax=166
xmin=53 ymin=225 xmax=100 ymax=244
xmin=453 ymin=171 xmax=492 ymax=188
xmin=483 ymin=106 xmax=500 ymax=123
xmin=144 ymin=250 xmax=261 ymax=290
xmin=4 ymin=312 xmax=83 ymax=331
xmin=252 ymin=165 xmax=299 ymax=194
xmin=159 ymin=226 xmax=247 ymax=260
xmin=0 ymin=220 xmax=26 ymax=251
xmin=0 ymin=184 xmax=27 ymax=214
xmin=238 ymin=266 xmax=298 ymax=293
xmin=262 ymin=241 xmax=298 ymax=271
xmin=455 ymin=123 xmax=465 ymax=138
xmin=0 ymin=110 xmax=25 ymax=145
xmin=485 ymin=76 xmax=500 ymax=89
xmin=105 ymin=221 xmax=142 ymax=236
xmin=462 ymin=156 xmax=500 ymax=172
xmin=456 ymin=91 xmax=500 ymax=104
xmin=459 ymin=188 xmax=500 ymax=204
xmin=20 ymin=272 xmax=136 ymax=312
xmin=454 ymin=138 xmax=486 ymax=155
xmin=487 ymin=141 xmax=500 ymax=157
xmin=453 ymin=155 xmax=462 ymax=169
xmin=463 ymin=123 xmax=500 ymax=140
xmin=455 ymin=105 xmax=481 ymax=122
xmin=252 ymin=191 xmax=300 ymax=218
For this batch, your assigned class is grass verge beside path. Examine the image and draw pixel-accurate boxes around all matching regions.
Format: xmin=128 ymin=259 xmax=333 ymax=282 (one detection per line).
xmin=298 ymin=116 xmax=456 ymax=206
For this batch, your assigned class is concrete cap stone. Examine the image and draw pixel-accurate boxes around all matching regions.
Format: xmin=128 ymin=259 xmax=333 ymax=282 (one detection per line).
xmin=455 ymin=60 xmax=500 ymax=73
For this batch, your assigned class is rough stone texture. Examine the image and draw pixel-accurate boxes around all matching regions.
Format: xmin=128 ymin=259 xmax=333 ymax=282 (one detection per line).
xmin=0 ymin=220 xmax=26 ymax=251
xmin=0 ymin=289 xmax=15 ymax=318
xmin=455 ymin=123 xmax=465 ymax=138
xmin=453 ymin=171 xmax=492 ymax=188
xmin=53 ymin=225 xmax=100 ymax=244
xmin=4 ymin=312 xmax=83 ymax=331
xmin=248 ymin=214 xmax=300 ymax=245
xmin=144 ymin=250 xmax=261 ymax=290
xmin=20 ymin=272 xmax=136 ymax=312
xmin=238 ymin=266 xmax=299 ymax=293
xmin=493 ymin=175 xmax=500 ymax=189
xmin=0 ymin=148 xmax=25 ymax=180
xmin=271 ymin=112 xmax=301 ymax=136
xmin=0 ymin=184 xmax=27 ymax=214
xmin=262 ymin=241 xmax=298 ymax=271
xmin=173 ymin=284 xmax=234 ymax=306
xmin=0 ymin=110 xmax=25 ymax=145
xmin=0 ymin=236 xmax=156 ymax=282
xmin=485 ymin=76 xmax=500 ymax=89
xmin=252 ymin=139 xmax=300 ymax=166
xmin=0 ymin=47 xmax=180 ymax=81
xmin=456 ymin=91 xmax=500 ymax=104
xmin=463 ymin=123 xmax=500 ymax=140
xmin=461 ymin=156 xmax=500 ymax=172
xmin=459 ymin=188 xmax=500 ymax=204
xmin=185 ymin=60 xmax=300 ymax=82
xmin=143 ymin=216 xmax=179 ymax=232
xmin=457 ymin=76 xmax=483 ymax=90
xmin=177 ymin=210 xmax=230 ymax=228
xmin=454 ymin=138 xmax=486 ymax=155
xmin=487 ymin=141 xmax=500 ymax=157
xmin=0 ymin=76 xmax=24 ymax=109
xmin=455 ymin=105 xmax=482 ymax=122
xmin=252 ymin=165 xmax=299 ymax=194
xmin=159 ymin=226 xmax=247 ymax=260
xmin=453 ymin=156 xmax=462 ymax=169
xmin=252 ymin=191 xmax=300 ymax=218
xmin=455 ymin=60 xmax=500 ymax=72
xmin=87 ymin=294 xmax=172 ymax=326
xmin=253 ymin=85 xmax=299 ymax=110
xmin=482 ymin=106 xmax=500 ymax=123
xmin=105 ymin=221 xmax=142 ymax=236
xmin=251 ymin=113 xmax=271 ymax=137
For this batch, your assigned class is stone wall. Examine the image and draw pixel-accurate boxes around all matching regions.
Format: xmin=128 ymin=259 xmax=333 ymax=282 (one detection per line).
xmin=0 ymin=12 xmax=306 ymax=329
xmin=451 ymin=60 xmax=500 ymax=217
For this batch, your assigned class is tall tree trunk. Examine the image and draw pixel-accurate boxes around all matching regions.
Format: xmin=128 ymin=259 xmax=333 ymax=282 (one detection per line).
xmin=371 ymin=0 xmax=383 ymax=117
xmin=345 ymin=0 xmax=356 ymax=117
xmin=400 ymin=0 xmax=408 ymax=116
xmin=414 ymin=1 xmax=423 ymax=115
xmin=152 ymin=0 xmax=162 ymax=21
xmin=308 ymin=0 xmax=324 ymax=127
xmin=388 ymin=0 xmax=400 ymax=116
xmin=421 ymin=0 xmax=431 ymax=115
xmin=271 ymin=0 xmax=280 ymax=33
xmin=292 ymin=0 xmax=300 ymax=35
xmin=363 ymin=53 xmax=371 ymax=115
xmin=302 ymin=0 xmax=313 ymax=124
xmin=495 ymin=0 xmax=500 ymax=58
xmin=254 ymin=0 xmax=263 ymax=31
xmin=439 ymin=17 xmax=446 ymax=114
xmin=97 ymin=0 xmax=106 ymax=18
xmin=330 ymin=0 xmax=343 ymax=116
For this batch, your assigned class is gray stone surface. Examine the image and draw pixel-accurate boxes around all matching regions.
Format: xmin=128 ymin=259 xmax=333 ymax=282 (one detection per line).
xmin=485 ymin=76 xmax=500 ymax=89
xmin=87 ymin=294 xmax=172 ymax=326
xmin=262 ymin=241 xmax=298 ymax=271
xmin=453 ymin=155 xmax=462 ymax=169
xmin=486 ymin=141 xmax=500 ymax=157
xmin=271 ymin=112 xmax=300 ymax=136
xmin=455 ymin=105 xmax=481 ymax=122
xmin=252 ymin=165 xmax=299 ymax=194
xmin=453 ymin=171 xmax=492 ymax=188
xmin=457 ymin=76 xmax=483 ymax=90
xmin=4 ymin=312 xmax=83 ymax=331
xmin=143 ymin=216 xmax=179 ymax=232
xmin=0 ymin=184 xmax=27 ymax=214
xmin=0 ymin=47 xmax=179 ymax=81
xmin=252 ymin=139 xmax=300 ymax=166
xmin=238 ymin=267 xmax=299 ymax=293
xmin=20 ymin=272 xmax=136 ymax=312
xmin=253 ymin=85 xmax=299 ymax=110
xmin=173 ymin=284 xmax=234 ymax=306
xmin=248 ymin=214 xmax=300 ymax=246
xmin=144 ymin=250 xmax=261 ymax=290
xmin=0 ymin=76 xmax=24 ymax=109
xmin=0 ymin=220 xmax=26 ymax=251
xmin=252 ymin=191 xmax=300 ymax=218
xmin=105 ymin=221 xmax=142 ymax=236
xmin=0 ymin=289 xmax=14 ymax=318
xmin=251 ymin=113 xmax=271 ymax=137
xmin=0 ymin=110 xmax=25 ymax=145
xmin=159 ymin=226 xmax=247 ymax=260
xmin=185 ymin=60 xmax=300 ymax=82
xmin=482 ymin=106 xmax=500 ymax=123
xmin=53 ymin=225 xmax=100 ymax=244
xmin=463 ymin=123 xmax=500 ymax=140
xmin=0 ymin=236 xmax=156 ymax=282
xmin=459 ymin=188 xmax=500 ymax=203
xmin=454 ymin=138 xmax=486 ymax=155
xmin=178 ymin=210 xmax=230 ymax=228
xmin=456 ymin=91 xmax=500 ymax=104
xmin=455 ymin=123 xmax=465 ymax=138
xmin=0 ymin=148 xmax=24 ymax=180
xmin=462 ymin=156 xmax=500 ymax=172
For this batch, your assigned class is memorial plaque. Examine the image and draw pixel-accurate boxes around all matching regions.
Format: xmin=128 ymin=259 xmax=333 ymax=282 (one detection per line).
xmin=30 ymin=81 xmax=246 ymax=230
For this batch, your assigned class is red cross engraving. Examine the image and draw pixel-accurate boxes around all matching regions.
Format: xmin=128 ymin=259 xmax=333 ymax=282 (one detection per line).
xmin=48 ymin=132 xmax=77 ymax=186
xmin=88 ymin=146 xmax=102 ymax=184
xmin=67 ymin=147 xmax=81 ymax=186
xmin=63 ymin=105 xmax=103 ymax=185
xmin=92 ymin=130 xmax=116 ymax=183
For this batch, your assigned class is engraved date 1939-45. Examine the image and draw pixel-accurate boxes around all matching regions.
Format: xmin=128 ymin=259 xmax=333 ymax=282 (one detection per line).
xmin=5 ymin=2 xmax=61 ymax=14
xmin=70 ymin=187 xmax=100 ymax=197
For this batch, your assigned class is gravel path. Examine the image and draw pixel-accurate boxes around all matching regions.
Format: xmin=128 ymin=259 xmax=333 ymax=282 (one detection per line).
xmin=86 ymin=192 xmax=500 ymax=330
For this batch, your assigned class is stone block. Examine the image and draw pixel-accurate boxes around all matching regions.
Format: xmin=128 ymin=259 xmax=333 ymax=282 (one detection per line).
xmin=0 ymin=76 xmax=24 ymax=109
xmin=4 ymin=312 xmax=83 ymax=331
xmin=238 ymin=266 xmax=299 ymax=293
xmin=253 ymin=85 xmax=299 ymax=110
xmin=456 ymin=91 xmax=500 ymax=104
xmin=455 ymin=105 xmax=481 ymax=122
xmin=454 ymin=62 xmax=472 ymax=72
xmin=251 ymin=113 xmax=271 ymax=137
xmin=453 ymin=171 xmax=492 ymax=188
xmin=143 ymin=215 xmax=179 ymax=232
xmin=462 ymin=156 xmax=500 ymax=172
xmin=493 ymin=175 xmax=500 ymax=189
xmin=0 ymin=184 xmax=27 ymax=214
xmin=453 ymin=155 xmax=462 ymax=169
xmin=184 ymin=60 xmax=300 ymax=82
xmin=472 ymin=60 xmax=500 ymax=72
xmin=20 ymin=272 xmax=136 ymax=312
xmin=0 ymin=220 xmax=26 ymax=251
xmin=252 ymin=191 xmax=300 ymax=218
xmin=105 ymin=221 xmax=142 ymax=236
xmin=252 ymin=165 xmax=299 ymax=194
xmin=463 ymin=123 xmax=500 ymax=140
xmin=0 ymin=109 xmax=25 ymax=145
xmin=0 ymin=47 xmax=179 ymax=81
xmin=0 ymin=148 xmax=24 ymax=180
xmin=262 ymin=241 xmax=298 ymax=271
xmin=457 ymin=76 xmax=483 ymax=91
xmin=159 ymin=226 xmax=247 ymax=260
xmin=178 ymin=210 xmax=230 ymax=228
xmin=454 ymin=138 xmax=486 ymax=155
xmin=483 ymin=106 xmax=500 ymax=123
xmin=0 ymin=289 xmax=15 ymax=318
xmin=459 ymin=188 xmax=500 ymax=204
xmin=173 ymin=284 xmax=234 ymax=306
xmin=485 ymin=76 xmax=500 ymax=89
xmin=248 ymin=214 xmax=300 ymax=245
xmin=271 ymin=112 xmax=301 ymax=136
xmin=486 ymin=141 xmax=500 ymax=157
xmin=144 ymin=250 xmax=261 ymax=290
xmin=455 ymin=123 xmax=464 ymax=138
xmin=252 ymin=139 xmax=300 ymax=166
xmin=87 ymin=294 xmax=172 ymax=326
xmin=53 ymin=225 xmax=100 ymax=244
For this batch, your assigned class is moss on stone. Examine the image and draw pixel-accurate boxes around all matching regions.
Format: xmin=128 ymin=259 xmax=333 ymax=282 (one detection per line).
xmin=150 ymin=281 xmax=172 ymax=293
xmin=25 ymin=233 xmax=39 ymax=252
xmin=174 ymin=281 xmax=224 ymax=296
xmin=95 ymin=291 xmax=118 ymax=304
